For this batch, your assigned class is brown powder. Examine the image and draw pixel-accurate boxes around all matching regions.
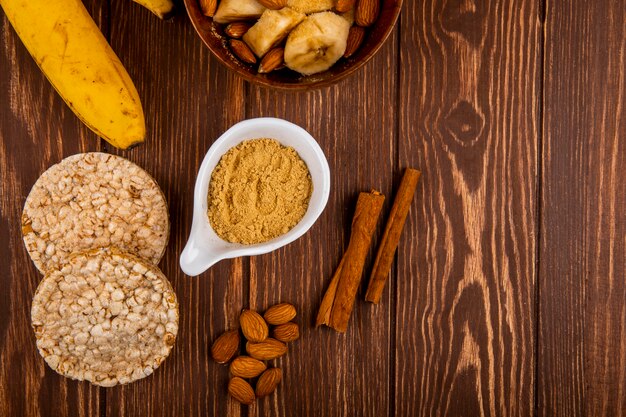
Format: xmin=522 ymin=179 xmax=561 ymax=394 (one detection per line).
xmin=208 ymin=138 xmax=313 ymax=244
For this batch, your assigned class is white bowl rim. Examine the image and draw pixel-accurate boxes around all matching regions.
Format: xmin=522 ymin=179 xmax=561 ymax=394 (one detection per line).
xmin=179 ymin=117 xmax=331 ymax=276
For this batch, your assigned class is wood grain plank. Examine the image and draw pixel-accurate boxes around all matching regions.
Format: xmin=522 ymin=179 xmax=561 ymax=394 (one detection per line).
xmin=244 ymin=32 xmax=398 ymax=417
xmin=396 ymin=0 xmax=540 ymax=415
xmin=0 ymin=0 xmax=107 ymax=415
xmin=539 ymin=0 xmax=626 ymax=415
xmin=102 ymin=2 xmax=246 ymax=417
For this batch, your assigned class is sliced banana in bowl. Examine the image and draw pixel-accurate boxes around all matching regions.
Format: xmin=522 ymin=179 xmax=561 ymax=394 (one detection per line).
xmin=184 ymin=0 xmax=403 ymax=88
xmin=213 ymin=0 xmax=266 ymax=24
xmin=243 ymin=8 xmax=305 ymax=57
xmin=284 ymin=12 xmax=350 ymax=76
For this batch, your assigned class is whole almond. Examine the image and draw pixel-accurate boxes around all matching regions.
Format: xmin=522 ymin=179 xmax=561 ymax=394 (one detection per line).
xmin=263 ymin=303 xmax=296 ymax=325
xmin=272 ymin=322 xmax=300 ymax=343
xmin=230 ymin=356 xmax=267 ymax=378
xmin=240 ymin=310 xmax=269 ymax=342
xmin=344 ymin=26 xmax=366 ymax=58
xmin=246 ymin=338 xmax=288 ymax=360
xmin=229 ymin=40 xmax=257 ymax=65
xmin=256 ymin=0 xmax=287 ymax=9
xmin=336 ymin=0 xmax=356 ymax=13
xmin=256 ymin=368 xmax=283 ymax=397
xmin=210 ymin=330 xmax=240 ymax=364
xmin=224 ymin=22 xmax=252 ymax=39
xmin=258 ymin=47 xmax=284 ymax=74
xmin=355 ymin=0 xmax=380 ymax=27
xmin=228 ymin=377 xmax=255 ymax=405
xmin=199 ymin=0 xmax=217 ymax=17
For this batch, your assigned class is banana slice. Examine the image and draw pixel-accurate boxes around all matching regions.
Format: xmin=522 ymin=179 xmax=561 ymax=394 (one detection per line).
xmin=243 ymin=8 xmax=305 ymax=57
xmin=132 ymin=0 xmax=175 ymax=19
xmin=284 ymin=12 xmax=350 ymax=75
xmin=287 ymin=0 xmax=334 ymax=14
xmin=213 ymin=0 xmax=266 ymax=24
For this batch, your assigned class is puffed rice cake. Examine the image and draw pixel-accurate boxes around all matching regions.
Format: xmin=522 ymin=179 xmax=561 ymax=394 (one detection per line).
xmin=22 ymin=152 xmax=169 ymax=273
xmin=31 ymin=248 xmax=179 ymax=387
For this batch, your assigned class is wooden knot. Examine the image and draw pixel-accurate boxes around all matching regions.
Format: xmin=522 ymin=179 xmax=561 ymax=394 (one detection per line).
xmin=442 ymin=100 xmax=485 ymax=146
xmin=441 ymin=0 xmax=486 ymax=46
xmin=438 ymin=100 xmax=487 ymax=191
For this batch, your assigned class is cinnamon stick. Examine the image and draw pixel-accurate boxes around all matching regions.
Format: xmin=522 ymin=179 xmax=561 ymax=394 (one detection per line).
xmin=316 ymin=191 xmax=385 ymax=332
xmin=365 ymin=168 xmax=421 ymax=304
xmin=315 ymin=257 xmax=343 ymax=327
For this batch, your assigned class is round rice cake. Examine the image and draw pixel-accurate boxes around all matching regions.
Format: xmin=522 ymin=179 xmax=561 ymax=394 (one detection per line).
xmin=22 ymin=152 xmax=169 ymax=273
xmin=31 ymin=248 xmax=179 ymax=387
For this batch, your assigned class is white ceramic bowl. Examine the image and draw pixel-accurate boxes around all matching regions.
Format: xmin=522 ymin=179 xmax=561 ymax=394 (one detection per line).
xmin=179 ymin=118 xmax=331 ymax=276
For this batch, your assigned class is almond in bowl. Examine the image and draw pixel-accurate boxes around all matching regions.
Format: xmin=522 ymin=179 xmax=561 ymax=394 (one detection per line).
xmin=219 ymin=4 xmax=355 ymax=76
xmin=184 ymin=0 xmax=402 ymax=88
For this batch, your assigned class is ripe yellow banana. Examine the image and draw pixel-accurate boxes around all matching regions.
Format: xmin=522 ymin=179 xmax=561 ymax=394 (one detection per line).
xmin=132 ymin=0 xmax=175 ymax=20
xmin=1 ymin=0 xmax=145 ymax=149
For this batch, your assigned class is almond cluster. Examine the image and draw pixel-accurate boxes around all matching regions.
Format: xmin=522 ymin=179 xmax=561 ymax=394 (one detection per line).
xmin=199 ymin=0 xmax=380 ymax=76
xmin=210 ymin=303 xmax=300 ymax=405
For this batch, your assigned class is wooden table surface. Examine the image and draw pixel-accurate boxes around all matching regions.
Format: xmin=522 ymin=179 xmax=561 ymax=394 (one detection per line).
xmin=1 ymin=0 xmax=625 ymax=416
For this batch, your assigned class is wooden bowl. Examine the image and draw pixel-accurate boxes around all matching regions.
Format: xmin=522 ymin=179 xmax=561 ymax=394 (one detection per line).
xmin=183 ymin=0 xmax=403 ymax=90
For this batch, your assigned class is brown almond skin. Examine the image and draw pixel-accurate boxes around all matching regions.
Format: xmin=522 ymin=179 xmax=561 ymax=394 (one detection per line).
xmin=272 ymin=322 xmax=300 ymax=343
xmin=344 ymin=26 xmax=366 ymax=58
xmin=210 ymin=330 xmax=240 ymax=364
xmin=256 ymin=0 xmax=287 ymax=9
xmin=246 ymin=338 xmax=288 ymax=360
xmin=230 ymin=356 xmax=267 ymax=378
xmin=228 ymin=377 xmax=256 ymax=405
xmin=355 ymin=0 xmax=380 ymax=27
xmin=200 ymin=0 xmax=217 ymax=17
xmin=229 ymin=40 xmax=257 ymax=65
xmin=336 ymin=0 xmax=356 ymax=13
xmin=263 ymin=303 xmax=296 ymax=325
xmin=258 ymin=47 xmax=284 ymax=74
xmin=224 ymin=22 xmax=252 ymax=39
xmin=256 ymin=368 xmax=283 ymax=397
xmin=240 ymin=309 xmax=269 ymax=342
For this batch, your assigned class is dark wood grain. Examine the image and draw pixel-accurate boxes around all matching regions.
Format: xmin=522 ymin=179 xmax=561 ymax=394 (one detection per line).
xmin=244 ymin=30 xmax=398 ymax=417
xmin=539 ymin=0 xmax=626 ymax=415
xmin=0 ymin=1 xmax=106 ymax=416
xmin=395 ymin=0 xmax=541 ymax=415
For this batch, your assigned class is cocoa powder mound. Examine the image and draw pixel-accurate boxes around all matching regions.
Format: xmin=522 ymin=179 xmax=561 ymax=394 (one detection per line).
xmin=208 ymin=138 xmax=312 ymax=244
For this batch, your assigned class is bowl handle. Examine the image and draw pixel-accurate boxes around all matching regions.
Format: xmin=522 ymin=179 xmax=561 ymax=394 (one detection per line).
xmin=179 ymin=235 xmax=222 ymax=276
